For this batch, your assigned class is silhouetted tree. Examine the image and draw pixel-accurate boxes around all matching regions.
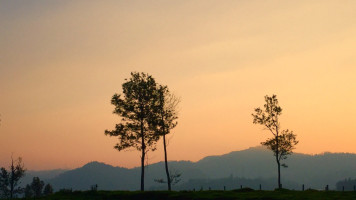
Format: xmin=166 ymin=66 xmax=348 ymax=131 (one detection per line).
xmin=0 ymin=156 xmax=26 ymax=199
xmin=24 ymin=184 xmax=33 ymax=198
xmin=0 ymin=168 xmax=10 ymax=198
xmin=43 ymin=183 xmax=53 ymax=196
xmin=31 ymin=177 xmax=44 ymax=198
xmin=152 ymin=85 xmax=179 ymax=191
xmin=252 ymin=94 xmax=298 ymax=189
xmin=105 ymin=72 xmax=160 ymax=191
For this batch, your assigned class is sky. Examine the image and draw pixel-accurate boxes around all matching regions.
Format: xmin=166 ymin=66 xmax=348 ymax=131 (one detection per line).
xmin=1 ymin=0 xmax=356 ymax=170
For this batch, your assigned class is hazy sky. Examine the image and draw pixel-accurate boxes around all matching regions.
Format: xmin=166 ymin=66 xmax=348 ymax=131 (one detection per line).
xmin=1 ymin=0 xmax=356 ymax=170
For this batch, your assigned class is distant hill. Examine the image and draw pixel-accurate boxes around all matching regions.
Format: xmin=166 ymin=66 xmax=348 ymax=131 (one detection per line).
xmin=48 ymin=162 xmax=136 ymax=190
xmin=22 ymin=169 xmax=68 ymax=186
xmin=41 ymin=146 xmax=356 ymax=191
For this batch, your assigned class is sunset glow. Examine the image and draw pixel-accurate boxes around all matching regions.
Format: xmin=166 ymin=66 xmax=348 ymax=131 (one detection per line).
xmin=1 ymin=0 xmax=356 ymax=170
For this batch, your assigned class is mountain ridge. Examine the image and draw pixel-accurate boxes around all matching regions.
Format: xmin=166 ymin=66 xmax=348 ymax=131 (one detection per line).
xmin=23 ymin=146 xmax=356 ymax=191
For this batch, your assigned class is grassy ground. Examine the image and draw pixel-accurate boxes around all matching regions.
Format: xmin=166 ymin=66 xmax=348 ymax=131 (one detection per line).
xmin=21 ymin=189 xmax=356 ymax=200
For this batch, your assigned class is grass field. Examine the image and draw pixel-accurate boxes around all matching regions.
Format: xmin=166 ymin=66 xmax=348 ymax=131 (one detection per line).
xmin=24 ymin=189 xmax=356 ymax=200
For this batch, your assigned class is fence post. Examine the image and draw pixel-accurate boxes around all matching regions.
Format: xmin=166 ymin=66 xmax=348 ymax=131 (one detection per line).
xmin=325 ymin=185 xmax=329 ymax=191
xmin=302 ymin=184 xmax=304 ymax=191
xmin=259 ymin=184 xmax=261 ymax=191
xmin=209 ymin=187 xmax=211 ymax=191
xmin=240 ymin=185 xmax=242 ymax=189
xmin=224 ymin=186 xmax=226 ymax=191
xmin=343 ymin=186 xmax=344 ymax=192
xmin=354 ymin=185 xmax=355 ymax=191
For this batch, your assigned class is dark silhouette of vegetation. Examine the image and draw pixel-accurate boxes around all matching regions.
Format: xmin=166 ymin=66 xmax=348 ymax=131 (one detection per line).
xmin=105 ymin=72 xmax=161 ymax=191
xmin=0 ymin=156 xmax=26 ymax=199
xmin=252 ymin=95 xmax=298 ymax=189
xmin=43 ymin=183 xmax=54 ymax=196
xmin=90 ymin=184 xmax=98 ymax=192
xmin=152 ymin=85 xmax=180 ymax=190
xmin=31 ymin=176 xmax=45 ymax=198
xmin=25 ymin=176 xmax=48 ymax=198
xmin=24 ymin=184 xmax=33 ymax=198
xmin=31 ymin=190 xmax=356 ymax=200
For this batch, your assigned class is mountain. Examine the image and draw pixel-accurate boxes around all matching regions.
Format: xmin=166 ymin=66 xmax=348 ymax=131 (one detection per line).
xmin=48 ymin=161 xmax=136 ymax=190
xmin=42 ymin=147 xmax=356 ymax=191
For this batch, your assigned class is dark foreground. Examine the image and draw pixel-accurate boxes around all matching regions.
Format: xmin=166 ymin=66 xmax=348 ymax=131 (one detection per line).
xmin=24 ymin=189 xmax=356 ymax=200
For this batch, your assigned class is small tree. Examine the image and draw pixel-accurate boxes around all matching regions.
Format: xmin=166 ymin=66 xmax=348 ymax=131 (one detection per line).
xmin=31 ymin=177 xmax=44 ymax=198
xmin=24 ymin=184 xmax=33 ymax=198
xmin=43 ymin=183 xmax=53 ymax=196
xmin=105 ymin=72 xmax=160 ymax=191
xmin=252 ymin=95 xmax=298 ymax=189
xmin=0 ymin=156 xmax=26 ymax=199
xmin=153 ymin=85 xmax=179 ymax=191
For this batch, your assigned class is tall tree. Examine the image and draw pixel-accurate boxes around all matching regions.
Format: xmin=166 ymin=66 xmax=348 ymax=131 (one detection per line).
xmin=0 ymin=157 xmax=26 ymax=199
xmin=153 ymin=85 xmax=179 ymax=191
xmin=252 ymin=94 xmax=298 ymax=189
xmin=105 ymin=72 xmax=160 ymax=191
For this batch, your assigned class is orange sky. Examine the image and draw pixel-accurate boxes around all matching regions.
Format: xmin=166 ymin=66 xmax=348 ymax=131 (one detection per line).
xmin=1 ymin=0 xmax=356 ymax=170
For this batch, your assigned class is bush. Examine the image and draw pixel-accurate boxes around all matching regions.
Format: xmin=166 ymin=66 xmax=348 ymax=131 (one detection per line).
xmin=274 ymin=188 xmax=290 ymax=192
xmin=233 ymin=187 xmax=255 ymax=192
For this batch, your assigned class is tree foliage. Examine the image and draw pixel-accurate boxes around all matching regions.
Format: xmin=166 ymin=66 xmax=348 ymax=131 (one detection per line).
xmin=105 ymin=72 xmax=160 ymax=152
xmin=153 ymin=85 xmax=179 ymax=137
xmin=261 ymin=129 xmax=298 ymax=164
xmin=252 ymin=95 xmax=298 ymax=188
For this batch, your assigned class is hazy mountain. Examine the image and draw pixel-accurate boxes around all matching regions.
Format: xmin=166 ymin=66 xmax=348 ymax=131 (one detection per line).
xmin=42 ymin=146 xmax=356 ymax=191
xmin=49 ymin=162 xmax=137 ymax=190
xmin=22 ymin=169 xmax=68 ymax=186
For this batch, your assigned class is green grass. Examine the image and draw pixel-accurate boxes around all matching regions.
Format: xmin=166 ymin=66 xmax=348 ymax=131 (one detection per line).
xmin=24 ymin=189 xmax=356 ymax=200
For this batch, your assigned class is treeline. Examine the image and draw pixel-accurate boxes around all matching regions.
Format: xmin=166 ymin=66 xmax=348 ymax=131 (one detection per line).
xmin=0 ymin=157 xmax=53 ymax=199
xmin=24 ymin=177 xmax=53 ymax=198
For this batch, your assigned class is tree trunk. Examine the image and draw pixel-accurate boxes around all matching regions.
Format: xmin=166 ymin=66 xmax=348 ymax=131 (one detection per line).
xmin=277 ymin=158 xmax=281 ymax=189
xmin=163 ymin=134 xmax=171 ymax=191
xmin=10 ymin=157 xmax=14 ymax=199
xmin=141 ymin=136 xmax=145 ymax=191
xmin=140 ymin=118 xmax=145 ymax=191
xmin=275 ymin=133 xmax=281 ymax=189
